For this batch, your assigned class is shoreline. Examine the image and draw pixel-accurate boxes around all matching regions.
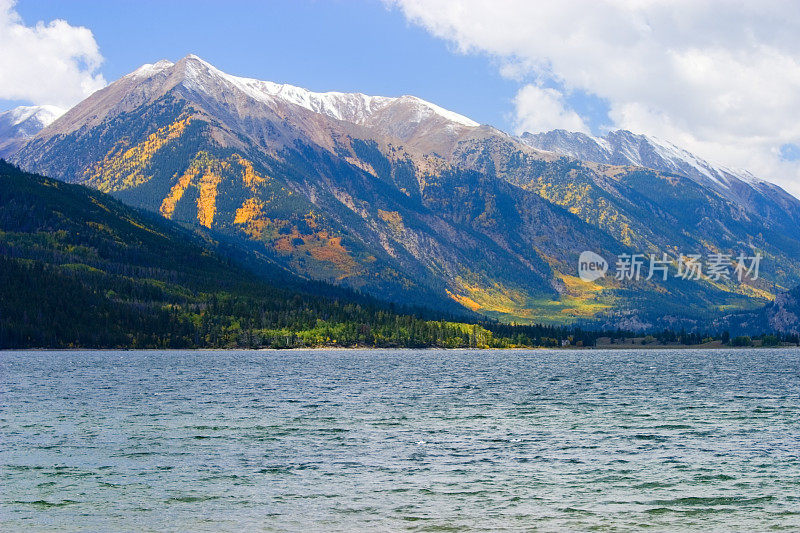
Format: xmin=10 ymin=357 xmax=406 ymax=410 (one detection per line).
xmin=2 ymin=345 xmax=799 ymax=352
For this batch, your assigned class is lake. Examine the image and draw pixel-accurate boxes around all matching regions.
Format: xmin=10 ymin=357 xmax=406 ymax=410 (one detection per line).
xmin=2 ymin=348 xmax=800 ymax=531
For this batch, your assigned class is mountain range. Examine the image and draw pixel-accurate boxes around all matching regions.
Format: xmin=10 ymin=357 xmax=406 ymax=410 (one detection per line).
xmin=6 ymin=54 xmax=800 ymax=331
xmin=0 ymin=105 xmax=63 ymax=159
xmin=519 ymin=129 xmax=800 ymax=217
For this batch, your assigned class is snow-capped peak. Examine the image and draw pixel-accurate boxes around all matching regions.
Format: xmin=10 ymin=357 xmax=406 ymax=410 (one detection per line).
xmin=0 ymin=105 xmax=66 ymax=158
xmin=155 ymin=54 xmax=479 ymax=128
xmin=128 ymin=59 xmax=175 ymax=79
xmin=5 ymin=105 xmax=65 ymax=129
xmin=519 ymin=128 xmax=765 ymax=191
xmin=394 ymin=95 xmax=479 ymax=127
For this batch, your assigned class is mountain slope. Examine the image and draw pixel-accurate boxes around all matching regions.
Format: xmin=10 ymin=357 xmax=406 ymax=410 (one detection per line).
xmin=11 ymin=55 xmax=800 ymax=329
xmin=519 ymin=129 xmax=800 ymax=220
xmin=0 ymin=105 xmax=64 ymax=159
xmin=765 ymin=286 xmax=800 ymax=334
xmin=14 ymin=55 xmax=606 ymax=321
xmin=2 ymin=160 xmax=548 ymax=348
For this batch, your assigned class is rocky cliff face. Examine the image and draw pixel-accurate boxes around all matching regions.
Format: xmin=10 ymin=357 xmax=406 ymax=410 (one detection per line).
xmin=767 ymin=288 xmax=800 ymax=334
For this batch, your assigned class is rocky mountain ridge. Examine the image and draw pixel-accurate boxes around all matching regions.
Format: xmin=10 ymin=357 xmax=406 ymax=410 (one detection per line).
xmin=10 ymin=55 xmax=800 ymax=329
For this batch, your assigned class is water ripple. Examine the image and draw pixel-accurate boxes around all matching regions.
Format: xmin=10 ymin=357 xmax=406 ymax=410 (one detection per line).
xmin=1 ymin=348 xmax=800 ymax=531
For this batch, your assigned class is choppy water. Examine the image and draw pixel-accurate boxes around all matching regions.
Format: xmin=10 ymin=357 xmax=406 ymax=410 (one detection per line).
xmin=1 ymin=348 xmax=800 ymax=531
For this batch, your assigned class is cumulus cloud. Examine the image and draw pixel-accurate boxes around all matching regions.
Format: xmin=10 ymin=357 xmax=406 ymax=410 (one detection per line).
xmin=0 ymin=0 xmax=106 ymax=108
xmin=514 ymin=85 xmax=590 ymax=134
xmin=390 ymin=0 xmax=800 ymax=196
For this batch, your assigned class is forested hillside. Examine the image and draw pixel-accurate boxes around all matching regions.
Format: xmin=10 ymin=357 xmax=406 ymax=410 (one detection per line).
xmin=0 ymin=161 xmax=603 ymax=349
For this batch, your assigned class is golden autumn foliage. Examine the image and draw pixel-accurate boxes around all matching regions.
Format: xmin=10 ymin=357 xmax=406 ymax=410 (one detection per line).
xmin=160 ymin=166 xmax=200 ymax=219
xmin=231 ymin=154 xmax=267 ymax=189
xmin=234 ymin=198 xmax=270 ymax=238
xmin=196 ymin=171 xmax=222 ymax=228
xmin=267 ymin=223 xmax=360 ymax=280
xmin=158 ymin=152 xmax=274 ymax=230
xmin=444 ymin=270 xmax=613 ymax=324
xmin=377 ymin=209 xmax=404 ymax=232
xmin=446 ymin=289 xmax=482 ymax=312
xmin=84 ymin=116 xmax=193 ymax=192
xmin=529 ymin=179 xmax=638 ymax=246
xmin=309 ymin=236 xmax=351 ymax=267
xmin=446 ymin=277 xmax=527 ymax=316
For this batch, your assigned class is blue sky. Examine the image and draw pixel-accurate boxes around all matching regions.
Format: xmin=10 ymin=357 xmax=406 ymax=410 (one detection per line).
xmin=3 ymin=0 xmax=526 ymax=132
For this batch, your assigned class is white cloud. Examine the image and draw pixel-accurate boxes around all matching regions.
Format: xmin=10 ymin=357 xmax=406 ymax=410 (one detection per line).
xmin=514 ymin=85 xmax=589 ymax=134
xmin=390 ymin=0 xmax=800 ymax=196
xmin=0 ymin=0 xmax=105 ymax=108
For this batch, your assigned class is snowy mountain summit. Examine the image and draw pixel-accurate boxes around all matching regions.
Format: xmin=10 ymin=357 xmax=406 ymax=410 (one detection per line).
xmin=131 ymin=55 xmax=479 ymax=128
xmin=519 ymin=129 xmax=769 ymax=198
xmin=0 ymin=105 xmax=65 ymax=158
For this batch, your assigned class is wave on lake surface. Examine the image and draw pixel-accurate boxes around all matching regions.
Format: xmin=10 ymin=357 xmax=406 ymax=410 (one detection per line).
xmin=2 ymin=348 xmax=799 ymax=531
